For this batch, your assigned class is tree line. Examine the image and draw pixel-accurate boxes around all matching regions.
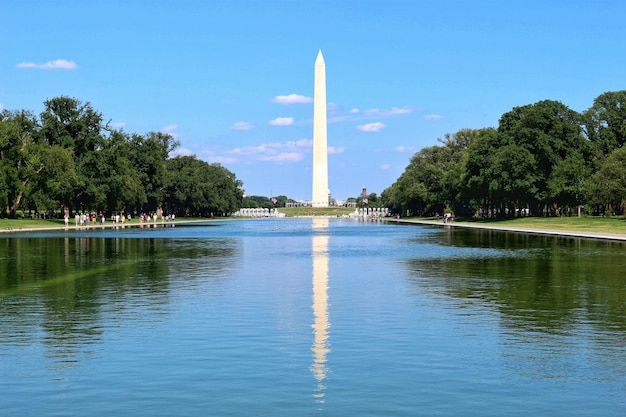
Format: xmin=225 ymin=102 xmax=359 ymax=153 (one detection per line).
xmin=381 ymin=91 xmax=626 ymax=218
xmin=0 ymin=96 xmax=244 ymax=218
xmin=241 ymin=193 xmax=384 ymax=209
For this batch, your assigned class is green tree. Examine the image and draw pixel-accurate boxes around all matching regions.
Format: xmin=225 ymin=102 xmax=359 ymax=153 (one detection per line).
xmin=462 ymin=128 xmax=501 ymax=214
xmin=381 ymin=155 xmax=428 ymax=216
xmin=356 ymin=192 xmax=382 ymax=208
xmin=245 ymin=195 xmax=271 ymax=208
xmin=28 ymin=145 xmax=77 ymax=214
xmin=127 ymin=132 xmax=179 ymax=213
xmin=487 ymin=144 xmax=538 ymax=216
xmin=242 ymin=197 xmax=259 ymax=208
xmin=547 ymin=151 xmax=590 ymax=216
xmin=583 ymin=90 xmax=626 ymax=155
xmin=274 ymin=195 xmax=288 ymax=208
xmin=39 ymin=97 xmax=107 ymax=212
xmin=383 ymin=129 xmax=477 ymax=216
xmin=94 ymin=130 xmax=146 ymax=213
xmin=585 ymin=147 xmax=626 ymax=215
xmin=165 ymin=156 xmax=243 ymax=216
xmin=497 ymin=100 xmax=586 ymax=215
xmin=3 ymin=97 xmax=250 ymax=219
xmin=0 ymin=110 xmax=43 ymax=217
xmin=40 ymin=96 xmax=104 ymax=153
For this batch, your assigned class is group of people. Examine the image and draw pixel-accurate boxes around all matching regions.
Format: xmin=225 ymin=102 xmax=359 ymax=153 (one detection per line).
xmin=64 ymin=211 xmax=130 ymax=227
xmin=138 ymin=213 xmax=175 ymax=223
xmin=442 ymin=212 xmax=455 ymax=223
xmin=62 ymin=210 xmax=176 ymax=228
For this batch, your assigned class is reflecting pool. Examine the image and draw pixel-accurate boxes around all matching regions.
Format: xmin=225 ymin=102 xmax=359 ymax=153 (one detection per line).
xmin=1 ymin=219 xmax=624 ymax=416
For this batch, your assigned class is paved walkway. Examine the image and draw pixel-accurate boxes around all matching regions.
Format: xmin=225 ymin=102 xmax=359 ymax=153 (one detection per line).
xmin=0 ymin=219 xmax=215 ymax=234
xmin=389 ymin=218 xmax=626 ymax=242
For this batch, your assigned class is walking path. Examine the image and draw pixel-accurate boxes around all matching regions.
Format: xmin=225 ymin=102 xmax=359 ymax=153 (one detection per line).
xmin=389 ymin=218 xmax=626 ymax=242
xmin=0 ymin=219 xmax=217 ymax=234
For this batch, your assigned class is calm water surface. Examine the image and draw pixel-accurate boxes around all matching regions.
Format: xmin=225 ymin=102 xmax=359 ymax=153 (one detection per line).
xmin=1 ymin=219 xmax=624 ymax=416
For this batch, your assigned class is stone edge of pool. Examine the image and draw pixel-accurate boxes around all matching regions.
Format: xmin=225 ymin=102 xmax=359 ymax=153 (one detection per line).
xmin=388 ymin=218 xmax=626 ymax=242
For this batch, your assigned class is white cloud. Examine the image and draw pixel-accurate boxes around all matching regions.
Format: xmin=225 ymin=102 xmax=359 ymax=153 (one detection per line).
xmin=15 ymin=59 xmax=78 ymax=70
xmin=325 ymin=103 xmax=349 ymax=124
xmin=328 ymin=146 xmax=345 ymax=155
xmin=209 ymin=155 xmax=239 ymax=164
xmin=363 ymin=106 xmax=411 ymax=117
xmin=232 ymin=121 xmax=254 ymax=131
xmin=328 ymin=115 xmax=349 ymax=124
xmin=270 ymin=94 xmax=313 ymax=104
xmin=230 ymin=139 xmax=309 ymax=155
xmin=161 ymin=124 xmax=179 ymax=138
xmin=170 ymin=147 xmax=194 ymax=157
xmin=210 ymin=138 xmax=312 ymax=164
xmin=379 ymin=163 xmax=390 ymax=170
xmin=198 ymin=138 xmax=340 ymax=166
xmin=293 ymin=138 xmax=313 ymax=147
xmin=349 ymin=108 xmax=359 ymax=114
xmin=0 ymin=103 xmax=3 ymax=111
xmin=357 ymin=122 xmax=385 ymax=132
xmin=393 ymin=145 xmax=415 ymax=152
xmin=269 ymin=117 xmax=294 ymax=126
xmin=110 ymin=121 xmax=126 ymax=129
xmin=258 ymin=152 xmax=303 ymax=162
xmin=424 ymin=114 xmax=443 ymax=120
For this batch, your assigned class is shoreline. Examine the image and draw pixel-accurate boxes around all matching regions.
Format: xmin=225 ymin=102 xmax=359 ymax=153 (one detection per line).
xmin=0 ymin=218 xmax=218 ymax=234
xmin=3 ymin=216 xmax=626 ymax=242
xmin=388 ymin=218 xmax=626 ymax=242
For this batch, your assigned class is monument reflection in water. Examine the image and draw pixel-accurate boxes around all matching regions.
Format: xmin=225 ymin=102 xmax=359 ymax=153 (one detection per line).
xmin=311 ymin=217 xmax=330 ymax=403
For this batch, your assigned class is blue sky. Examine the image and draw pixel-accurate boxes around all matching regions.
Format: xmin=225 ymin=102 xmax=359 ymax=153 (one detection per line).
xmin=2 ymin=1 xmax=626 ymax=201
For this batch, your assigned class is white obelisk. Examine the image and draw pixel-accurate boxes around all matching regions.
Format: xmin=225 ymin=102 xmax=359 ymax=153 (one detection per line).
xmin=312 ymin=50 xmax=329 ymax=207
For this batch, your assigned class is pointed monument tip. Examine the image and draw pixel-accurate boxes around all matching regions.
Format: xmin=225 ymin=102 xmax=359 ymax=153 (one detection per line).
xmin=316 ymin=50 xmax=324 ymax=62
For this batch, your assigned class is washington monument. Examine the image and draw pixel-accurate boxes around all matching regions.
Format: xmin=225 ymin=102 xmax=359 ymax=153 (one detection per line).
xmin=312 ymin=50 xmax=329 ymax=207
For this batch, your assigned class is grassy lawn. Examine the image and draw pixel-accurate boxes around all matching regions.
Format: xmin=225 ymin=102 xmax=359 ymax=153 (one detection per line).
xmin=0 ymin=218 xmax=67 ymax=230
xmin=409 ymin=215 xmax=626 ymax=234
